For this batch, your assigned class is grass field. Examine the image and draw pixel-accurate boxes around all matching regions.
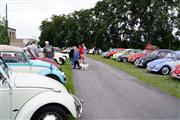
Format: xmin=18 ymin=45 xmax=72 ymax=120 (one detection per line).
xmin=61 ymin=60 xmax=75 ymax=94
xmin=88 ymin=55 xmax=180 ymax=98
xmin=61 ymin=60 xmax=75 ymax=120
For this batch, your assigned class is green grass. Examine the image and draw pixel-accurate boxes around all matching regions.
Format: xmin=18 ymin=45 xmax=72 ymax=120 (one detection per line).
xmin=61 ymin=60 xmax=75 ymax=120
xmin=61 ymin=60 xmax=75 ymax=94
xmin=88 ymin=55 xmax=180 ymax=98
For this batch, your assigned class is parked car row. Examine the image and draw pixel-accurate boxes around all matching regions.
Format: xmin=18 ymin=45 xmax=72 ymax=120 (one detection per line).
xmin=101 ymin=48 xmax=180 ymax=79
xmin=0 ymin=45 xmax=83 ymax=120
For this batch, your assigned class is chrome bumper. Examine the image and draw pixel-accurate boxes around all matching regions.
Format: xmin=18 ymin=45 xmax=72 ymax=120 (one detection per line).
xmin=136 ymin=63 xmax=143 ymax=66
xmin=171 ymin=73 xmax=180 ymax=79
xmin=72 ymin=95 xmax=83 ymax=118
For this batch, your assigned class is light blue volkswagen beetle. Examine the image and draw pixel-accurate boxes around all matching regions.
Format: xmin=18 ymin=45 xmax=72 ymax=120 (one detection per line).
xmin=147 ymin=51 xmax=180 ymax=75
xmin=0 ymin=45 xmax=67 ymax=84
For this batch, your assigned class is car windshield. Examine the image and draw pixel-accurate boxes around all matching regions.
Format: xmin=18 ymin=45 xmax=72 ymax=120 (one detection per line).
xmin=150 ymin=51 xmax=158 ymax=56
xmin=176 ymin=53 xmax=180 ymax=60
xmin=143 ymin=50 xmax=153 ymax=55
xmin=0 ymin=58 xmax=9 ymax=77
xmin=165 ymin=52 xmax=176 ymax=59
xmin=0 ymin=51 xmax=26 ymax=63
xmin=157 ymin=51 xmax=170 ymax=58
xmin=129 ymin=50 xmax=137 ymax=54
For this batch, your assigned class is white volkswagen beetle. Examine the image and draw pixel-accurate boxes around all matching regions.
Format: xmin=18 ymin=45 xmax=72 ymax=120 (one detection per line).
xmin=54 ymin=51 xmax=69 ymax=65
xmin=0 ymin=57 xmax=82 ymax=120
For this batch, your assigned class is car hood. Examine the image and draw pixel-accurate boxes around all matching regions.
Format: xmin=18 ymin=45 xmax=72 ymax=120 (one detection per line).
xmin=101 ymin=52 xmax=108 ymax=56
xmin=12 ymin=72 xmax=68 ymax=93
xmin=55 ymin=52 xmax=67 ymax=58
xmin=135 ymin=53 xmax=144 ymax=57
xmin=31 ymin=60 xmax=52 ymax=68
xmin=36 ymin=57 xmax=60 ymax=68
xmin=174 ymin=66 xmax=180 ymax=74
xmin=115 ymin=52 xmax=123 ymax=56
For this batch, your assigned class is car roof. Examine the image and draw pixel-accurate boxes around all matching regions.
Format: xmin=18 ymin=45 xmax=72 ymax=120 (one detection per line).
xmin=156 ymin=49 xmax=173 ymax=52
xmin=175 ymin=51 xmax=180 ymax=54
xmin=0 ymin=45 xmax=23 ymax=52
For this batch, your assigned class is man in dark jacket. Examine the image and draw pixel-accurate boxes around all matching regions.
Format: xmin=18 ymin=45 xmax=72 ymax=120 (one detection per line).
xmin=73 ymin=46 xmax=81 ymax=69
xmin=69 ymin=47 xmax=74 ymax=65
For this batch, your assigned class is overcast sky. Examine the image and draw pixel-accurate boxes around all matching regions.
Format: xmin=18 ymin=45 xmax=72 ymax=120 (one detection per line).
xmin=0 ymin=0 xmax=99 ymax=39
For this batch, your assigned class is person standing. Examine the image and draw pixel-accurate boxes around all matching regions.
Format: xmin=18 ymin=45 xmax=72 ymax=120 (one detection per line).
xmin=27 ymin=40 xmax=39 ymax=57
xmin=82 ymin=43 xmax=87 ymax=63
xmin=79 ymin=45 xmax=83 ymax=62
xmin=73 ymin=46 xmax=81 ymax=69
xmin=43 ymin=41 xmax=54 ymax=59
xmin=69 ymin=47 xmax=75 ymax=66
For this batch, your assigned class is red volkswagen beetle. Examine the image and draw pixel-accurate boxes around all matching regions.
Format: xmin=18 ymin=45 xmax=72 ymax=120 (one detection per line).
xmin=25 ymin=48 xmax=60 ymax=69
xmin=171 ymin=64 xmax=180 ymax=79
xmin=106 ymin=48 xmax=125 ymax=58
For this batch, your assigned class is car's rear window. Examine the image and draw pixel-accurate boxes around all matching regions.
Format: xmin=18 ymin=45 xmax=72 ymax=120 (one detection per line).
xmin=0 ymin=52 xmax=26 ymax=63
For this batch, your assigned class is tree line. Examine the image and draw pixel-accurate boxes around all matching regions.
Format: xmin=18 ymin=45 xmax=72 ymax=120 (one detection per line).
xmin=39 ymin=0 xmax=180 ymax=51
xmin=0 ymin=18 xmax=9 ymax=44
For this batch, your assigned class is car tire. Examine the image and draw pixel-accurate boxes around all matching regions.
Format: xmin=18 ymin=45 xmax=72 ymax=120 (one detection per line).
xmin=54 ymin=59 xmax=59 ymax=64
xmin=63 ymin=56 xmax=68 ymax=59
xmin=160 ymin=66 xmax=171 ymax=75
xmin=31 ymin=105 xmax=68 ymax=120
xmin=59 ymin=58 xmax=65 ymax=65
xmin=122 ymin=58 xmax=127 ymax=62
xmin=134 ymin=59 xmax=139 ymax=66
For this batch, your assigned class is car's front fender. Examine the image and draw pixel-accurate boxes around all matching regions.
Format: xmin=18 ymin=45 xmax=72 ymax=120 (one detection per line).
xmin=15 ymin=91 xmax=77 ymax=120
xmin=38 ymin=68 xmax=66 ymax=84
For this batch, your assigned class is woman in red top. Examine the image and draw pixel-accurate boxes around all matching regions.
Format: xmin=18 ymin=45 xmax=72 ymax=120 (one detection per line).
xmin=79 ymin=45 xmax=83 ymax=62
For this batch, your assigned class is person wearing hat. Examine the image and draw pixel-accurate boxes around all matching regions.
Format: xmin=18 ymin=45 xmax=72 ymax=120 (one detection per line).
xmin=27 ymin=40 xmax=39 ymax=57
xmin=43 ymin=41 xmax=54 ymax=59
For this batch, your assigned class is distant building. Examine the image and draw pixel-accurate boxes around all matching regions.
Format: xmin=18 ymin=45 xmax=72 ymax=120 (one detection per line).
xmin=8 ymin=27 xmax=16 ymax=41
xmin=7 ymin=27 xmax=24 ymax=47
xmin=12 ymin=38 xmax=38 ymax=48
xmin=8 ymin=27 xmax=38 ymax=48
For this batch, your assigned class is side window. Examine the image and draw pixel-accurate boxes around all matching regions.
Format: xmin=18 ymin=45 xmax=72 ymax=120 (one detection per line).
xmin=0 ymin=52 xmax=17 ymax=63
xmin=176 ymin=54 xmax=180 ymax=60
xmin=24 ymin=49 xmax=33 ymax=59
xmin=0 ymin=52 xmax=26 ymax=63
xmin=158 ymin=52 xmax=167 ymax=58
xmin=0 ymin=73 xmax=3 ymax=80
xmin=15 ymin=52 xmax=26 ymax=63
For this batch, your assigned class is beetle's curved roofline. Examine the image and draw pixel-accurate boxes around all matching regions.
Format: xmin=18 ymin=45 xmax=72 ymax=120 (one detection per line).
xmin=0 ymin=45 xmax=23 ymax=52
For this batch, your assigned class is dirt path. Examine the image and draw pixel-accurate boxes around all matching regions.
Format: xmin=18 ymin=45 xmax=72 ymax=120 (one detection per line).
xmin=73 ymin=58 xmax=179 ymax=120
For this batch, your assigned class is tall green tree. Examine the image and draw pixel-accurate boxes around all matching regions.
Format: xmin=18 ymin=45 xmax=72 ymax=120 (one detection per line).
xmin=0 ymin=18 xmax=9 ymax=44
xmin=39 ymin=0 xmax=179 ymax=50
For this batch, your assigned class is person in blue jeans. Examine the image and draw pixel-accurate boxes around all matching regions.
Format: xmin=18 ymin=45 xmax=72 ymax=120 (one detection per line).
xmin=73 ymin=46 xmax=81 ymax=69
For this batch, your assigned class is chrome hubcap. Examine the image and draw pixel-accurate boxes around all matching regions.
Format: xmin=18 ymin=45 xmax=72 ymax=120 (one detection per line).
xmin=123 ymin=58 xmax=127 ymax=62
xmin=134 ymin=60 xmax=138 ymax=66
xmin=40 ymin=112 xmax=63 ymax=120
xmin=59 ymin=60 xmax=63 ymax=65
xmin=162 ymin=67 xmax=169 ymax=75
